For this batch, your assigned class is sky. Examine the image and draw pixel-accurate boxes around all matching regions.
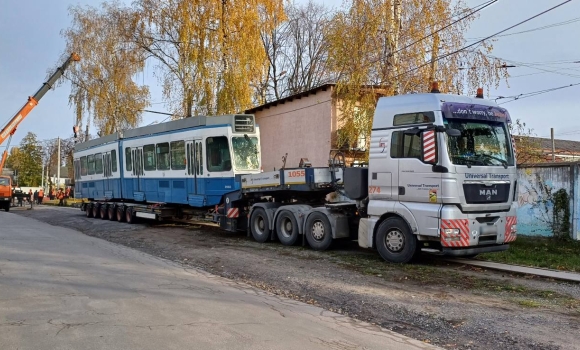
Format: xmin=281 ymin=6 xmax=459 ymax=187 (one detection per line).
xmin=1 ymin=0 xmax=579 ymax=149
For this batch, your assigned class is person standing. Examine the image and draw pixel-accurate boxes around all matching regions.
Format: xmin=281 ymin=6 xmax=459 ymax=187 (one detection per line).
xmin=34 ymin=190 xmax=38 ymax=204
xmin=58 ymin=189 xmax=65 ymax=206
xmin=38 ymin=188 xmax=44 ymax=204
xmin=28 ymin=189 xmax=33 ymax=207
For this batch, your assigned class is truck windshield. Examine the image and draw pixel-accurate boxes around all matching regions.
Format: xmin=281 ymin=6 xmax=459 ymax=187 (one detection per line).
xmin=232 ymin=136 xmax=260 ymax=171
xmin=0 ymin=178 xmax=9 ymax=186
xmin=445 ymin=119 xmax=514 ymax=167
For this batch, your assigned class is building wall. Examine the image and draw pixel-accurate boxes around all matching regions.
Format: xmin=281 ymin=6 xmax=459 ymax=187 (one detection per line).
xmin=516 ymin=164 xmax=577 ymax=239
xmin=254 ymin=89 xmax=334 ymax=171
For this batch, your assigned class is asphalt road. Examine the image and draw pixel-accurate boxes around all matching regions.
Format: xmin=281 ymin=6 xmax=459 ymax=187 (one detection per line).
xmin=0 ymin=211 xmax=438 ymax=350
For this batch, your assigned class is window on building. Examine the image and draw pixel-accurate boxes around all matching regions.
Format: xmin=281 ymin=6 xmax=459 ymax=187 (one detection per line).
xmin=206 ymin=137 xmax=231 ymax=172
xmin=393 ymin=112 xmax=435 ymax=126
xmin=94 ymin=153 xmax=103 ymax=174
xmin=125 ymin=147 xmax=132 ymax=172
xmin=156 ymin=143 xmax=170 ymax=170
xmin=143 ymin=144 xmax=156 ymax=171
xmin=80 ymin=156 xmax=88 ymax=176
xmin=87 ymin=154 xmax=95 ymax=175
xmin=171 ymin=141 xmax=186 ymax=170
xmin=390 ymin=131 xmax=422 ymax=159
xmin=111 ymin=150 xmax=117 ymax=172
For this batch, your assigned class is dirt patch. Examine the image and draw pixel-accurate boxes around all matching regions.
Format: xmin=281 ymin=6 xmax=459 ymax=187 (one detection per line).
xmin=13 ymin=206 xmax=580 ymax=350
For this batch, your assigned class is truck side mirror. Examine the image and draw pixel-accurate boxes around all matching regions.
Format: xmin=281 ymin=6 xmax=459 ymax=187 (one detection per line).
xmin=445 ymin=128 xmax=461 ymax=137
xmin=421 ymin=130 xmax=437 ymax=164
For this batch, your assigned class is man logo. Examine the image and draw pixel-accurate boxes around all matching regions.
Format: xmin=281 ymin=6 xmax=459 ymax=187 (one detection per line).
xmin=479 ymin=189 xmax=497 ymax=196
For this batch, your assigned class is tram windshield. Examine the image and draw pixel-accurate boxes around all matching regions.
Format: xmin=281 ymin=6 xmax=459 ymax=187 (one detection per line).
xmin=232 ymin=136 xmax=260 ymax=171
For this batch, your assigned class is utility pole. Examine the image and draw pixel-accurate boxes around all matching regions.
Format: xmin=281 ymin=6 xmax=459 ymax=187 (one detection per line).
xmin=551 ymin=128 xmax=555 ymax=162
xmin=41 ymin=163 xmax=44 ymax=189
xmin=57 ymin=137 xmax=61 ymax=189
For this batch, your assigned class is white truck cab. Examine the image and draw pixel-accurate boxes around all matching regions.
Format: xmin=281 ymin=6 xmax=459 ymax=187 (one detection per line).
xmin=359 ymin=86 xmax=517 ymax=262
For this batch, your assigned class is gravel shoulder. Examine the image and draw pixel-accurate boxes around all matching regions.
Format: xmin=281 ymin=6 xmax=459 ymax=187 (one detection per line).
xmin=11 ymin=206 xmax=580 ymax=350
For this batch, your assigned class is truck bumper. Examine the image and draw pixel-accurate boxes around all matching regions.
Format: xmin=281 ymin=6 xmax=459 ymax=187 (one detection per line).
xmin=0 ymin=197 xmax=11 ymax=202
xmin=440 ymin=244 xmax=509 ymax=256
xmin=439 ymin=205 xmax=517 ymax=248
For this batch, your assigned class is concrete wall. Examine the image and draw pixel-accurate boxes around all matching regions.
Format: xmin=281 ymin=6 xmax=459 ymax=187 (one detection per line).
xmin=255 ymin=89 xmax=334 ymax=171
xmin=517 ymin=163 xmax=578 ymax=240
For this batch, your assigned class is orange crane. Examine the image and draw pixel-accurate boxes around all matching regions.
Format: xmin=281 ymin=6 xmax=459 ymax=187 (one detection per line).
xmin=0 ymin=53 xmax=80 ymax=171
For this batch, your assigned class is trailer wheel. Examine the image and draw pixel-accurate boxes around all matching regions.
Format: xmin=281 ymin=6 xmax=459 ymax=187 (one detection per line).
xmin=305 ymin=212 xmax=333 ymax=251
xmin=250 ymin=208 xmax=271 ymax=243
xmin=92 ymin=204 xmax=101 ymax=218
xmin=126 ymin=207 xmax=135 ymax=224
xmin=117 ymin=206 xmax=125 ymax=222
xmin=276 ymin=210 xmax=299 ymax=246
xmin=108 ymin=205 xmax=116 ymax=221
xmin=86 ymin=204 xmax=93 ymax=218
xmin=100 ymin=205 xmax=109 ymax=220
xmin=375 ymin=217 xmax=417 ymax=263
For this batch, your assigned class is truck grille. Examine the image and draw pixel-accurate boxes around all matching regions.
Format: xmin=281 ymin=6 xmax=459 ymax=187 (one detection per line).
xmin=463 ymin=183 xmax=510 ymax=204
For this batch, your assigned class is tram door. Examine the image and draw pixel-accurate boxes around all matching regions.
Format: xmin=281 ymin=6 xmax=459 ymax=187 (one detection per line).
xmin=131 ymin=147 xmax=144 ymax=201
xmin=186 ymin=139 xmax=205 ymax=205
xmin=102 ymin=152 xmax=113 ymax=198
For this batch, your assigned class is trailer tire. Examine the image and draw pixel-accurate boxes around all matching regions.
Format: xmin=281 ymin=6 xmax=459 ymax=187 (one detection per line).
xmin=92 ymin=204 xmax=101 ymax=218
xmin=276 ymin=210 xmax=299 ymax=246
xmin=117 ymin=206 xmax=125 ymax=222
xmin=375 ymin=217 xmax=417 ymax=263
xmin=250 ymin=208 xmax=271 ymax=243
xmin=108 ymin=205 xmax=116 ymax=221
xmin=100 ymin=205 xmax=108 ymax=220
xmin=126 ymin=207 xmax=135 ymax=224
xmin=86 ymin=204 xmax=93 ymax=218
xmin=305 ymin=212 xmax=333 ymax=251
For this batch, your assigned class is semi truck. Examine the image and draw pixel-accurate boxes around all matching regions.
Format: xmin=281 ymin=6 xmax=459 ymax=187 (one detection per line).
xmin=77 ymin=85 xmax=517 ymax=263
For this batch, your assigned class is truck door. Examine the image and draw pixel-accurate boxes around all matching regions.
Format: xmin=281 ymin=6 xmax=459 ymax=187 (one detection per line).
xmin=395 ymin=129 xmax=442 ymax=237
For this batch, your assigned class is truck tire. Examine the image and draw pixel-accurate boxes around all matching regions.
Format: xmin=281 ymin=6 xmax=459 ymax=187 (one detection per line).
xmin=250 ymin=208 xmax=271 ymax=243
xmin=86 ymin=204 xmax=94 ymax=218
xmin=4 ymin=203 xmax=9 ymax=212
xmin=108 ymin=205 xmax=117 ymax=221
xmin=305 ymin=212 xmax=333 ymax=251
xmin=100 ymin=205 xmax=108 ymax=220
xmin=375 ymin=217 xmax=417 ymax=263
xmin=276 ymin=210 xmax=299 ymax=246
xmin=92 ymin=204 xmax=101 ymax=218
xmin=126 ymin=207 xmax=135 ymax=224
xmin=117 ymin=206 xmax=125 ymax=222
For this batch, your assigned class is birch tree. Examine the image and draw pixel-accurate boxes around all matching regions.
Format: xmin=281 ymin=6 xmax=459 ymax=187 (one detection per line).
xmin=132 ymin=0 xmax=285 ymax=117
xmin=63 ymin=2 xmax=150 ymax=136
xmin=326 ymin=0 xmax=509 ymax=154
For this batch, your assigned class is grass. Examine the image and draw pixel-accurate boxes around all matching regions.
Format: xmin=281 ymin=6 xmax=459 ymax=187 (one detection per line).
xmin=479 ymin=235 xmax=580 ymax=273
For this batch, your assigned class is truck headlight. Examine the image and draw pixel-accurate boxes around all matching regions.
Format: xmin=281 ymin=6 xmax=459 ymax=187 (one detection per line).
xmin=443 ymin=228 xmax=461 ymax=242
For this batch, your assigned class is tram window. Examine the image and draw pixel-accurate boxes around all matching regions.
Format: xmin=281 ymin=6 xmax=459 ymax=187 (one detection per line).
xmin=87 ymin=155 xmax=95 ymax=175
xmin=111 ymin=150 xmax=117 ymax=172
xmin=125 ymin=147 xmax=132 ymax=171
xmin=94 ymin=153 xmax=103 ymax=174
xmin=143 ymin=144 xmax=156 ymax=171
xmin=198 ymin=142 xmax=203 ymax=175
xmin=156 ymin=143 xmax=170 ymax=170
xmin=206 ymin=137 xmax=231 ymax=172
xmin=80 ymin=156 xmax=88 ymax=176
xmin=170 ymin=141 xmax=186 ymax=170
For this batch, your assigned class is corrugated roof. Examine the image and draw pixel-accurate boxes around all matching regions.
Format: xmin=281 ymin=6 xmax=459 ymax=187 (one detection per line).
xmin=245 ymin=83 xmax=335 ymax=113
xmin=515 ymin=136 xmax=580 ymax=153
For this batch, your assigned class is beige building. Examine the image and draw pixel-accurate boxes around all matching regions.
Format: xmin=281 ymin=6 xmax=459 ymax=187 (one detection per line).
xmin=247 ymin=84 xmax=367 ymax=171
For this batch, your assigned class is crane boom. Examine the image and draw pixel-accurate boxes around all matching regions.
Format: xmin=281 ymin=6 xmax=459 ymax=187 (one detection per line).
xmin=0 ymin=53 xmax=80 ymax=172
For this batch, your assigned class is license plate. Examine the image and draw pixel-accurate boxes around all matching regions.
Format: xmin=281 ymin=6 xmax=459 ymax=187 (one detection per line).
xmin=480 ymin=225 xmax=497 ymax=236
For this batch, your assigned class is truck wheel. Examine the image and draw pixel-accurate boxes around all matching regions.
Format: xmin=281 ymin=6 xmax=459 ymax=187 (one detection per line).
xmin=375 ymin=217 xmax=417 ymax=263
xmin=117 ymin=206 xmax=126 ymax=222
xmin=4 ymin=203 xmax=9 ymax=212
xmin=250 ymin=208 xmax=271 ymax=243
xmin=108 ymin=205 xmax=117 ymax=221
xmin=126 ymin=207 xmax=135 ymax=224
xmin=100 ymin=205 xmax=109 ymax=220
xmin=86 ymin=204 xmax=94 ymax=218
xmin=276 ymin=210 xmax=299 ymax=246
xmin=92 ymin=204 xmax=101 ymax=218
xmin=305 ymin=212 xmax=333 ymax=251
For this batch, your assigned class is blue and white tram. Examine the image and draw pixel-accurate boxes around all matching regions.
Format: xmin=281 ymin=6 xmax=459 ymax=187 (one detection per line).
xmin=73 ymin=114 xmax=261 ymax=209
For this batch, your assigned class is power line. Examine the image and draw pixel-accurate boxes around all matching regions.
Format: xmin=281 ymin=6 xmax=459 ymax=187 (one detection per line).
xmin=394 ymin=0 xmax=498 ymax=56
xmin=466 ymin=16 xmax=580 ymax=41
xmin=496 ymin=82 xmax=580 ymax=105
xmin=395 ymin=0 xmax=572 ymax=80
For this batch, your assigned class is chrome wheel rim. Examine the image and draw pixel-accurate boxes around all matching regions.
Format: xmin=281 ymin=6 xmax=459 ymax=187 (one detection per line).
xmin=311 ymin=221 xmax=325 ymax=241
xmin=385 ymin=229 xmax=404 ymax=252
